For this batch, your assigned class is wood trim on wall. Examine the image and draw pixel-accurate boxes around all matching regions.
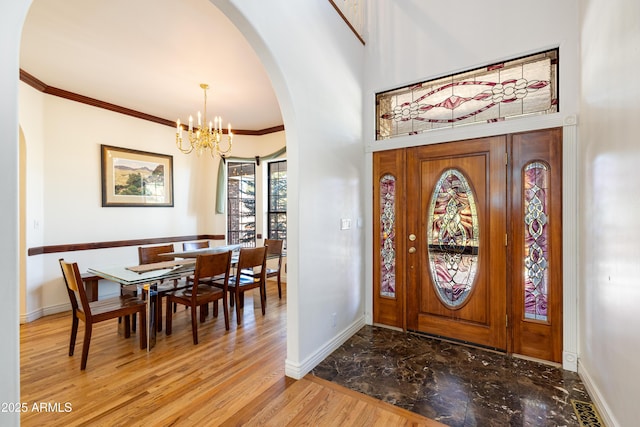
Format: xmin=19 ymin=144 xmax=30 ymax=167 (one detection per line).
xmin=28 ymin=235 xmax=226 ymax=256
xmin=19 ymin=69 xmax=284 ymax=136
xmin=328 ymin=0 xmax=365 ymax=45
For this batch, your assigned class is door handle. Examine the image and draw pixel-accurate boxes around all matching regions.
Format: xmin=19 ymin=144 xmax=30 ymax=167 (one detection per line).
xmin=408 ymin=247 xmax=416 ymax=254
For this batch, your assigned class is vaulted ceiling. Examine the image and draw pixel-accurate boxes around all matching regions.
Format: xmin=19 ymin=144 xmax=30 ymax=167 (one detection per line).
xmin=20 ymin=0 xmax=283 ymax=133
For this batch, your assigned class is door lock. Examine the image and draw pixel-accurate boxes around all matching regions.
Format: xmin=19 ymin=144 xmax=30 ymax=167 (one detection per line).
xmin=409 ymin=234 xmax=416 ymax=241
xmin=408 ymin=247 xmax=416 ymax=254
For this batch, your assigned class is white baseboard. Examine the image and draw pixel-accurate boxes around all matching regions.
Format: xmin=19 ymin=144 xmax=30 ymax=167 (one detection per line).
xmin=20 ymin=291 xmax=120 ymax=324
xmin=21 ymin=302 xmax=71 ymax=324
xmin=563 ymin=350 xmax=578 ymax=372
xmin=285 ymin=315 xmax=366 ymax=380
xmin=578 ymin=363 xmax=619 ymax=427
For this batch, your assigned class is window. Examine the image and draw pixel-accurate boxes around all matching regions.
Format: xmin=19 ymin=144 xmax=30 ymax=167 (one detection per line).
xmin=379 ymin=174 xmax=396 ymax=298
xmin=523 ymin=161 xmax=549 ymax=321
xmin=427 ymin=169 xmax=480 ymax=308
xmin=227 ymin=162 xmax=256 ymax=247
xmin=376 ymin=49 xmax=558 ymax=140
xmin=268 ymin=160 xmax=287 ymax=247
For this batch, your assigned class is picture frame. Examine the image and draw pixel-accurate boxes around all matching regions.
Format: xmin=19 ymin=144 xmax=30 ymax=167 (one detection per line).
xmin=101 ymin=144 xmax=174 ymax=207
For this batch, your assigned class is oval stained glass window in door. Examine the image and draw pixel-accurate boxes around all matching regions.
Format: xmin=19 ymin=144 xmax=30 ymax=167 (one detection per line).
xmin=427 ymin=169 xmax=479 ymax=308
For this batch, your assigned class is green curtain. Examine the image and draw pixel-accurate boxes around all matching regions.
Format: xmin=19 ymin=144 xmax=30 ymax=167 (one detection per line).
xmin=215 ymin=146 xmax=286 ymax=214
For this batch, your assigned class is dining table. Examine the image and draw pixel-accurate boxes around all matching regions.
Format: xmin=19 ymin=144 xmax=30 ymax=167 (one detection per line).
xmin=87 ymin=258 xmax=197 ymax=350
xmin=86 ymin=244 xmax=269 ymax=350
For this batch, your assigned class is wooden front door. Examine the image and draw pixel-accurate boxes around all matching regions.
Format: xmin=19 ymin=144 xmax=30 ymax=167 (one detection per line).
xmin=406 ymin=136 xmax=507 ymax=350
xmin=373 ymin=128 xmax=563 ymax=361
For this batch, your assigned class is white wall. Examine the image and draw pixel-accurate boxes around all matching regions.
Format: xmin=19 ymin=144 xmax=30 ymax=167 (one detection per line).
xmin=0 ymin=0 xmax=31 ymax=423
xmin=212 ymin=0 xmax=365 ymax=377
xmin=578 ymin=1 xmax=640 ymax=426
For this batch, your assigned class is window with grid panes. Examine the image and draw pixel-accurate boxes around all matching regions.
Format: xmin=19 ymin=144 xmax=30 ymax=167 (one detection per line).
xmin=227 ymin=162 xmax=256 ymax=247
xmin=268 ymin=160 xmax=287 ymax=248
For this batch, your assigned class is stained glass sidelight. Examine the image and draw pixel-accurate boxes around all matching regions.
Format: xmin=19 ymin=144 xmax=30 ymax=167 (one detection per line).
xmin=380 ymin=174 xmax=396 ymax=298
xmin=427 ymin=169 xmax=479 ymax=308
xmin=524 ymin=162 xmax=549 ymax=321
xmin=376 ymin=49 xmax=558 ymax=140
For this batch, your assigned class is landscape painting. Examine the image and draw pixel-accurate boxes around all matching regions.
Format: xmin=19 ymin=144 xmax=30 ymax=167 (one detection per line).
xmin=101 ymin=145 xmax=174 ymax=207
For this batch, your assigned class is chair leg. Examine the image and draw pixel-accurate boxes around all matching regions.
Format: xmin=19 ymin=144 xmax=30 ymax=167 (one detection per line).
xmin=277 ymin=274 xmax=282 ymax=299
xmin=80 ymin=323 xmax=92 ymax=370
xmin=139 ymin=308 xmax=147 ymax=350
xmin=69 ymin=314 xmax=79 ymax=356
xmin=191 ymin=304 xmax=199 ymax=344
xmin=222 ymin=295 xmax=229 ymax=331
xmin=260 ymin=284 xmax=266 ymax=315
xmin=156 ymin=296 xmax=163 ymax=333
xmin=235 ymin=290 xmax=242 ymax=325
xmin=212 ymin=300 xmax=219 ymax=318
xmin=124 ymin=315 xmax=131 ymax=338
xmin=165 ymin=297 xmax=173 ymax=335
xmin=200 ymin=304 xmax=207 ymax=323
xmin=238 ymin=291 xmax=245 ymax=309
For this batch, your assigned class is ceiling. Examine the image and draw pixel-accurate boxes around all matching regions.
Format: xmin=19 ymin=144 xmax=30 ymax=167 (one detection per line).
xmin=20 ymin=0 xmax=283 ymax=133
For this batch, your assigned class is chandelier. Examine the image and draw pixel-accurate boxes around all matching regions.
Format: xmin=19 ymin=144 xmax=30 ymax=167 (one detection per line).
xmin=176 ymin=83 xmax=233 ymax=157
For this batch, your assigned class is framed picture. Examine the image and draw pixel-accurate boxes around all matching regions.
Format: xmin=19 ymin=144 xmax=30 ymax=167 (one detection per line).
xmin=101 ymin=144 xmax=174 ymax=207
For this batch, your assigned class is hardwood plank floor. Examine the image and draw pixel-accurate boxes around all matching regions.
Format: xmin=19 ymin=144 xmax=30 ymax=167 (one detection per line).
xmin=21 ymin=281 xmax=442 ymax=426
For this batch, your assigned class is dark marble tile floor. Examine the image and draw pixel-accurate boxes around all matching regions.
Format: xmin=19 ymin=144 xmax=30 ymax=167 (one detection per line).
xmin=312 ymin=326 xmax=592 ymax=426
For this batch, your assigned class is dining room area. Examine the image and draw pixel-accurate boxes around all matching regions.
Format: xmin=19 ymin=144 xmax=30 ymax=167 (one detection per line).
xmin=20 ymin=250 xmax=292 ymax=425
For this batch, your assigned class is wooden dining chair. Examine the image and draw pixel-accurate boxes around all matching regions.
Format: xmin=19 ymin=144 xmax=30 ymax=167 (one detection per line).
xmin=59 ymin=259 xmax=147 ymax=370
xmin=264 ymin=239 xmax=284 ymax=299
xmin=182 ymin=240 xmax=210 ymax=251
xmin=182 ymin=241 xmax=210 ymax=285
xmin=216 ymin=246 xmax=267 ymax=325
xmin=165 ymin=251 xmax=232 ymax=344
xmin=138 ymin=243 xmax=183 ymax=332
xmin=241 ymin=239 xmax=284 ymax=299
xmin=138 ymin=243 xmax=175 ymax=264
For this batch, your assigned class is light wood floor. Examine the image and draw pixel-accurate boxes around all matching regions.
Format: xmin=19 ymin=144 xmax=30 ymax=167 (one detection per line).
xmin=21 ymin=281 xmax=442 ymax=426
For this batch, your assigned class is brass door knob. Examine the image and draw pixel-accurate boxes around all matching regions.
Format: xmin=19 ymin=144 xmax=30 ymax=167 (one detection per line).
xmin=408 ymin=247 xmax=416 ymax=254
xmin=409 ymin=234 xmax=417 ymax=241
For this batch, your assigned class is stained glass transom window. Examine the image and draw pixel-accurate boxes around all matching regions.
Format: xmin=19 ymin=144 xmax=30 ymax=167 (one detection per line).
xmin=376 ymin=49 xmax=558 ymax=140
xmin=427 ymin=169 xmax=479 ymax=308
xmin=380 ymin=174 xmax=396 ymax=298
xmin=524 ymin=162 xmax=549 ymax=321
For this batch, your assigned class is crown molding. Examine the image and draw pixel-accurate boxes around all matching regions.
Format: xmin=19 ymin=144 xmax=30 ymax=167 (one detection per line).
xmin=19 ymin=69 xmax=284 ymax=136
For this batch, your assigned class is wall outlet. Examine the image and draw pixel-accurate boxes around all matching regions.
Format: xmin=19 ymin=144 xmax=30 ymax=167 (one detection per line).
xmin=332 ymin=312 xmax=337 ymax=328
